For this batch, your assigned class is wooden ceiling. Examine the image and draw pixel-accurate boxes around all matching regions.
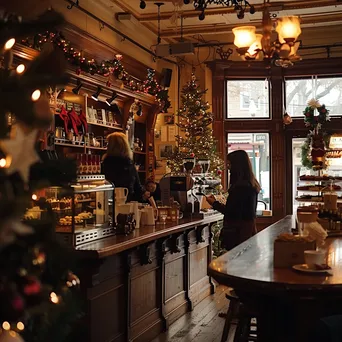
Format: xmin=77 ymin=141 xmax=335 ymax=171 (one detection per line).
xmin=100 ymin=0 xmax=342 ymax=41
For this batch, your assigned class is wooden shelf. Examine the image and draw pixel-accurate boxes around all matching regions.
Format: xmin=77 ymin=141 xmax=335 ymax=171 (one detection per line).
xmin=88 ymin=121 xmax=123 ymax=130
xmin=55 ymin=142 xmax=84 ymax=149
xmin=133 ymin=151 xmax=146 ymax=155
xmin=138 ymin=170 xmax=146 ymax=173
xmin=86 ymin=146 xmax=107 ymax=151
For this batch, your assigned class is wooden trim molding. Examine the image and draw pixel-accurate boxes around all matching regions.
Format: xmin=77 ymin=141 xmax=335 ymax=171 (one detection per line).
xmin=208 ymin=57 xmax=342 ymax=220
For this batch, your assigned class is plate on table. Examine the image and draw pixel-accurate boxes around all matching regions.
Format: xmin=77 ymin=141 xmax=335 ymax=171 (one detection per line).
xmin=292 ymin=264 xmax=333 ymax=275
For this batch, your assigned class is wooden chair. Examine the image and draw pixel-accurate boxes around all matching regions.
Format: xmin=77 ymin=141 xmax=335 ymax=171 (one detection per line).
xmin=220 ymin=288 xmax=257 ymax=342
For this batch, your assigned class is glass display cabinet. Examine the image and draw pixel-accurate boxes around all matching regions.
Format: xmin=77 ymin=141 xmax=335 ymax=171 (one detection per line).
xmin=26 ymin=175 xmax=115 ymax=247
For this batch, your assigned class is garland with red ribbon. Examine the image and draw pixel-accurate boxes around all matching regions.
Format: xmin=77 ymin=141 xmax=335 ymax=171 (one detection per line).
xmin=21 ymin=32 xmax=171 ymax=112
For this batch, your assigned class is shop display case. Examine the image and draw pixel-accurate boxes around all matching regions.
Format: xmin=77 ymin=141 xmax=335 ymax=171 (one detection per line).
xmin=26 ymin=175 xmax=115 ymax=247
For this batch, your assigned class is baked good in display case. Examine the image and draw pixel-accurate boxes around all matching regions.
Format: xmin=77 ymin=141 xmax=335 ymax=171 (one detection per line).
xmin=23 ymin=175 xmax=115 ymax=247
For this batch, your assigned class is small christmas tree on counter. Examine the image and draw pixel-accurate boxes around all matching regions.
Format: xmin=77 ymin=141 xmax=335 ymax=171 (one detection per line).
xmin=0 ymin=9 xmax=81 ymax=342
xmin=168 ymin=74 xmax=223 ymax=176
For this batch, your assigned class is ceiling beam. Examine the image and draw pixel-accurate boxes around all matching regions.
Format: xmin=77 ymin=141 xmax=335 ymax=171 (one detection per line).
xmin=134 ymin=0 xmax=342 ymax=22
xmin=159 ymin=12 xmax=342 ymax=38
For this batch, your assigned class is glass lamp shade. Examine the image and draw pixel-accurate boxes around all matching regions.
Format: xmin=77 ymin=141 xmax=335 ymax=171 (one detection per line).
xmin=232 ymin=26 xmax=256 ymax=49
xmin=247 ymin=34 xmax=263 ymax=57
xmin=276 ymin=16 xmax=301 ymax=43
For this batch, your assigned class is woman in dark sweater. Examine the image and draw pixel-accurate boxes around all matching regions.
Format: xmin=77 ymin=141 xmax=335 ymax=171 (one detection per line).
xmin=102 ymin=132 xmax=149 ymax=202
xmin=206 ymin=150 xmax=261 ymax=250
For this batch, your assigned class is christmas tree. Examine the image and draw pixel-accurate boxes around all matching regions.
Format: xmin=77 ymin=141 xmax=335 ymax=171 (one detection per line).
xmin=0 ymin=10 xmax=81 ymax=342
xmin=168 ymin=74 xmax=223 ymax=176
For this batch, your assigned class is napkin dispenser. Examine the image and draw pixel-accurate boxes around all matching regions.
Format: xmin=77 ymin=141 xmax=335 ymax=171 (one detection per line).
xmin=274 ymin=234 xmax=316 ymax=268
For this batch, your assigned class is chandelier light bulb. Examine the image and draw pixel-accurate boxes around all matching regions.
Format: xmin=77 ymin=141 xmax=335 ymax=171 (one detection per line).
xmin=4 ymin=38 xmax=15 ymax=50
xmin=276 ymin=16 xmax=301 ymax=43
xmin=232 ymin=26 xmax=256 ymax=52
xmin=247 ymin=34 xmax=263 ymax=57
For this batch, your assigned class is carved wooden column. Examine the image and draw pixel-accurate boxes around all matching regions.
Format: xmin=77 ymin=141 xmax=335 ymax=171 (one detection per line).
xmin=270 ymin=67 xmax=286 ymax=219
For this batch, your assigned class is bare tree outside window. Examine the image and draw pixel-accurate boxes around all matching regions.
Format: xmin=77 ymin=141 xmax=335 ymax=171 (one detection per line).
xmin=286 ymin=78 xmax=342 ymax=117
xmin=227 ymin=80 xmax=270 ymax=118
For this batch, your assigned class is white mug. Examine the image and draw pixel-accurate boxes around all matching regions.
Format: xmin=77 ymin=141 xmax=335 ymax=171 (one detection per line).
xmin=141 ymin=206 xmax=158 ymax=226
xmin=116 ymin=203 xmax=132 ymax=215
xmin=115 ymin=188 xmax=128 ymax=199
xmin=304 ymin=250 xmax=326 ymax=269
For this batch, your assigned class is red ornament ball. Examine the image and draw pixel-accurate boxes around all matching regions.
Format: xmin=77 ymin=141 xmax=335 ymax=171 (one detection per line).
xmin=23 ymin=277 xmax=41 ymax=296
xmin=190 ymin=153 xmax=195 ymax=158
xmin=217 ymin=169 xmax=222 ymax=175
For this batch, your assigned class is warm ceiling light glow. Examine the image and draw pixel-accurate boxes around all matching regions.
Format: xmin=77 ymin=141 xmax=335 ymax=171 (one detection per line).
xmin=232 ymin=26 xmax=256 ymax=49
xmin=2 ymin=321 xmax=10 ymax=330
xmin=16 ymin=64 xmax=25 ymax=74
xmin=31 ymin=89 xmax=41 ymax=101
xmin=247 ymin=34 xmax=263 ymax=57
xmin=32 ymin=194 xmax=38 ymax=200
xmin=276 ymin=16 xmax=301 ymax=43
xmin=16 ymin=322 xmax=25 ymax=331
xmin=4 ymin=38 xmax=15 ymax=50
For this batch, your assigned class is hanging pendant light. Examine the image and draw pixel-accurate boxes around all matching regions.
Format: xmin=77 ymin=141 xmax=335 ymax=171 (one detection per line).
xmin=232 ymin=2 xmax=302 ymax=67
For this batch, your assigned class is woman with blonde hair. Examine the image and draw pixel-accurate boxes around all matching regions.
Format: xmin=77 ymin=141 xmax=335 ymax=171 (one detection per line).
xmin=102 ymin=132 xmax=149 ymax=202
xmin=206 ymin=149 xmax=260 ymax=250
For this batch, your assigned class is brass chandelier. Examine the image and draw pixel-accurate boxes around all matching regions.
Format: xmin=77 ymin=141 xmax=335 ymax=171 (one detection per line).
xmin=232 ymin=1 xmax=301 ymax=67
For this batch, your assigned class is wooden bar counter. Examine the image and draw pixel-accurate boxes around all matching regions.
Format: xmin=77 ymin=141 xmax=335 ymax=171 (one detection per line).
xmin=209 ymin=216 xmax=342 ymax=342
xmin=75 ymin=214 xmax=223 ymax=342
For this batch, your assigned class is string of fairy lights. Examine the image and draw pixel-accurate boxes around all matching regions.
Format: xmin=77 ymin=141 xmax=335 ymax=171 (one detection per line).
xmin=21 ymin=31 xmax=171 ymax=112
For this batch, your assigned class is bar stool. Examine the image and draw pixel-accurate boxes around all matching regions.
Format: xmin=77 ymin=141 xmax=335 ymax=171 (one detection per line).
xmin=220 ymin=288 xmax=257 ymax=342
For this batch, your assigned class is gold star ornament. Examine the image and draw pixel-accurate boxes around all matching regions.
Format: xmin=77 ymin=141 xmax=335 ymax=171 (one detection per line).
xmin=0 ymin=125 xmax=40 ymax=184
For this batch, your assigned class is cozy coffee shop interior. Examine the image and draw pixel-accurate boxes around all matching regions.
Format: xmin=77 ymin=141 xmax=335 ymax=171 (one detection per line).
xmin=2 ymin=0 xmax=342 ymax=342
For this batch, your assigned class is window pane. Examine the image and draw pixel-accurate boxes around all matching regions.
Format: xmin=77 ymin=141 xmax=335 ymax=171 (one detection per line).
xmin=227 ymin=133 xmax=271 ymax=210
xmin=286 ymin=77 xmax=342 ymax=117
xmin=227 ymin=80 xmax=270 ymax=119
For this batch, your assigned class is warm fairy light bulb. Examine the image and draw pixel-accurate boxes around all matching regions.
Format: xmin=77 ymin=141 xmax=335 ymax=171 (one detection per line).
xmin=16 ymin=322 xmax=25 ymax=331
xmin=31 ymin=89 xmax=41 ymax=101
xmin=50 ymin=292 xmax=59 ymax=304
xmin=2 ymin=321 xmax=10 ymax=330
xmin=0 ymin=158 xmax=7 ymax=168
xmin=4 ymin=38 xmax=15 ymax=50
xmin=32 ymin=194 xmax=38 ymax=200
xmin=16 ymin=64 xmax=25 ymax=74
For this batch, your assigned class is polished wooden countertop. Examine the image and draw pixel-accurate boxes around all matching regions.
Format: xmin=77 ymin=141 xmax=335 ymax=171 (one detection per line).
xmin=76 ymin=213 xmax=223 ymax=258
xmin=209 ymin=215 xmax=342 ymax=292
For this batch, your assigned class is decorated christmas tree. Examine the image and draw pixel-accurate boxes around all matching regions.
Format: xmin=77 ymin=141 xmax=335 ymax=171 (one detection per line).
xmin=0 ymin=10 xmax=81 ymax=342
xmin=168 ymin=74 xmax=223 ymax=176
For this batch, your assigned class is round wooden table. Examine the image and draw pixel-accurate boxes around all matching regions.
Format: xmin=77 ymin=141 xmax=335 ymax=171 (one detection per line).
xmin=208 ymin=216 xmax=342 ymax=342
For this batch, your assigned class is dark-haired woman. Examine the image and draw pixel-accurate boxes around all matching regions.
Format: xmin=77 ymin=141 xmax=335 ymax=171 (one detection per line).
xmin=206 ymin=149 xmax=261 ymax=251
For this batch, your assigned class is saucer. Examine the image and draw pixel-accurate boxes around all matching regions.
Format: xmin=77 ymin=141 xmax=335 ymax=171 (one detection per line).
xmin=292 ymin=264 xmax=333 ymax=275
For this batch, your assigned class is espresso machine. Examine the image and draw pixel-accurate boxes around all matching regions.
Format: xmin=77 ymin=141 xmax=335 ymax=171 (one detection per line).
xmin=159 ymin=158 xmax=221 ymax=217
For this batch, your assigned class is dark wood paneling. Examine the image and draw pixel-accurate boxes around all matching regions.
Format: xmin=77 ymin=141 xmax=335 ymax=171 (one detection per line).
xmin=77 ymin=218 xmax=223 ymax=342
xmin=209 ymin=57 xmax=342 ymax=222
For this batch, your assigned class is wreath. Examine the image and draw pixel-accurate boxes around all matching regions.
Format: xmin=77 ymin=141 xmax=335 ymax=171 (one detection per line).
xmin=303 ymin=99 xmax=330 ymax=129
xmin=301 ymin=99 xmax=331 ymax=170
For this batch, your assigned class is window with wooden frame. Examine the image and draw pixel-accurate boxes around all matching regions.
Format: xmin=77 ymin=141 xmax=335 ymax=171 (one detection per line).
xmin=285 ymin=76 xmax=342 ymax=117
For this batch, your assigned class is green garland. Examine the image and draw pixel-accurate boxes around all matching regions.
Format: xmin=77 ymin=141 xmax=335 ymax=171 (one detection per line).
xmin=301 ymin=134 xmax=313 ymax=169
xmin=301 ymin=132 xmax=331 ymax=170
xmin=301 ymin=101 xmax=331 ymax=170
xmin=21 ymin=32 xmax=171 ymax=112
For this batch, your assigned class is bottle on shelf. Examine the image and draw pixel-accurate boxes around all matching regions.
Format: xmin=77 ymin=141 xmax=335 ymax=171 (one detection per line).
xmin=87 ymin=153 xmax=93 ymax=174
